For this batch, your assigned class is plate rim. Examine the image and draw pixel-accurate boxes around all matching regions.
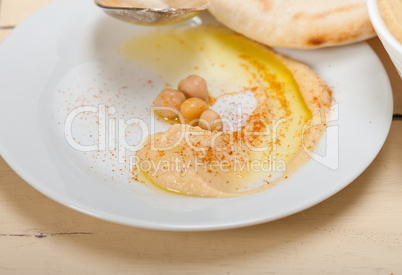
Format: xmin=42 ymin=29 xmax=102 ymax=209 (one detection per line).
xmin=0 ymin=0 xmax=394 ymax=231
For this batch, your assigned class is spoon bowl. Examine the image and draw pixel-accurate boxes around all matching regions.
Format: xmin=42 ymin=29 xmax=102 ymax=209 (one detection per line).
xmin=95 ymin=0 xmax=209 ymax=26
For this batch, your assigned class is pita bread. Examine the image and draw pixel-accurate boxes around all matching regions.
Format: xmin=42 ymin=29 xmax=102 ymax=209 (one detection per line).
xmin=208 ymin=0 xmax=376 ymax=49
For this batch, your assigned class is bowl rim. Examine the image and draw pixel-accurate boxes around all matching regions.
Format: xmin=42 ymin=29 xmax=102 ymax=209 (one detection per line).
xmin=367 ymin=0 xmax=402 ymax=53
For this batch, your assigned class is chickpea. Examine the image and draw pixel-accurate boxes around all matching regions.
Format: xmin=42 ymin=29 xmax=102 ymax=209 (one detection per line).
xmin=153 ymin=89 xmax=186 ymax=119
xmin=199 ymin=110 xmax=223 ymax=131
xmin=178 ymin=75 xmax=209 ymax=103
xmin=180 ymin=98 xmax=209 ymax=122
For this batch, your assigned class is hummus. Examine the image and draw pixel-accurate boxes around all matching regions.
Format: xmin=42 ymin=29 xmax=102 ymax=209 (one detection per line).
xmin=378 ymin=0 xmax=402 ymax=43
xmin=122 ymin=27 xmax=333 ymax=197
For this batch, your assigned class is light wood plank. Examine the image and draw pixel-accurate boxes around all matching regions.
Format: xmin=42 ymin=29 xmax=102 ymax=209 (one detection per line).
xmin=368 ymin=38 xmax=402 ymax=115
xmin=0 ymin=121 xmax=401 ymax=274
xmin=0 ymin=0 xmax=52 ymax=27
xmin=0 ymin=0 xmax=401 ymax=273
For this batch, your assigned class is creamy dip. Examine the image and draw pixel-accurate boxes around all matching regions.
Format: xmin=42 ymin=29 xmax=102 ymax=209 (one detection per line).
xmin=378 ymin=0 xmax=402 ymax=43
xmin=122 ymin=26 xmax=333 ymax=197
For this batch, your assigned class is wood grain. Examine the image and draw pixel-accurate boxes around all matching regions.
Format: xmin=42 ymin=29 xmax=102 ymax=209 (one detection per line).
xmin=0 ymin=0 xmax=51 ymax=27
xmin=0 ymin=121 xmax=401 ymax=274
xmin=0 ymin=0 xmax=402 ymax=274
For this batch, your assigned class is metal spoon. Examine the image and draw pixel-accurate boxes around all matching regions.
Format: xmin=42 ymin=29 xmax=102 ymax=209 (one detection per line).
xmin=95 ymin=0 xmax=210 ymax=26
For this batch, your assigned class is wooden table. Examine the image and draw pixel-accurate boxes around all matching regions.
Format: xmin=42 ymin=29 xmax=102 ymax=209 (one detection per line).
xmin=0 ymin=1 xmax=401 ymax=273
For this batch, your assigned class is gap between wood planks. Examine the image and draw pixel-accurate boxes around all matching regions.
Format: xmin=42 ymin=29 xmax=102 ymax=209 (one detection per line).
xmin=0 ymin=232 xmax=94 ymax=238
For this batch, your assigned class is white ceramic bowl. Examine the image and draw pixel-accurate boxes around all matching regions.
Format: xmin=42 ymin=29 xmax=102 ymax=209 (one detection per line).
xmin=0 ymin=0 xmax=394 ymax=230
xmin=367 ymin=0 xmax=402 ymax=77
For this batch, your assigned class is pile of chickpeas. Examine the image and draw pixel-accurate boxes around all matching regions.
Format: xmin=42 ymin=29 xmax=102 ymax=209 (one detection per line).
xmin=153 ymin=75 xmax=223 ymax=131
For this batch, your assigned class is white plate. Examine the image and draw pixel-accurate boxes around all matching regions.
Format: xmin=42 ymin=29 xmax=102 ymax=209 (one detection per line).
xmin=0 ymin=0 xmax=393 ymax=231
